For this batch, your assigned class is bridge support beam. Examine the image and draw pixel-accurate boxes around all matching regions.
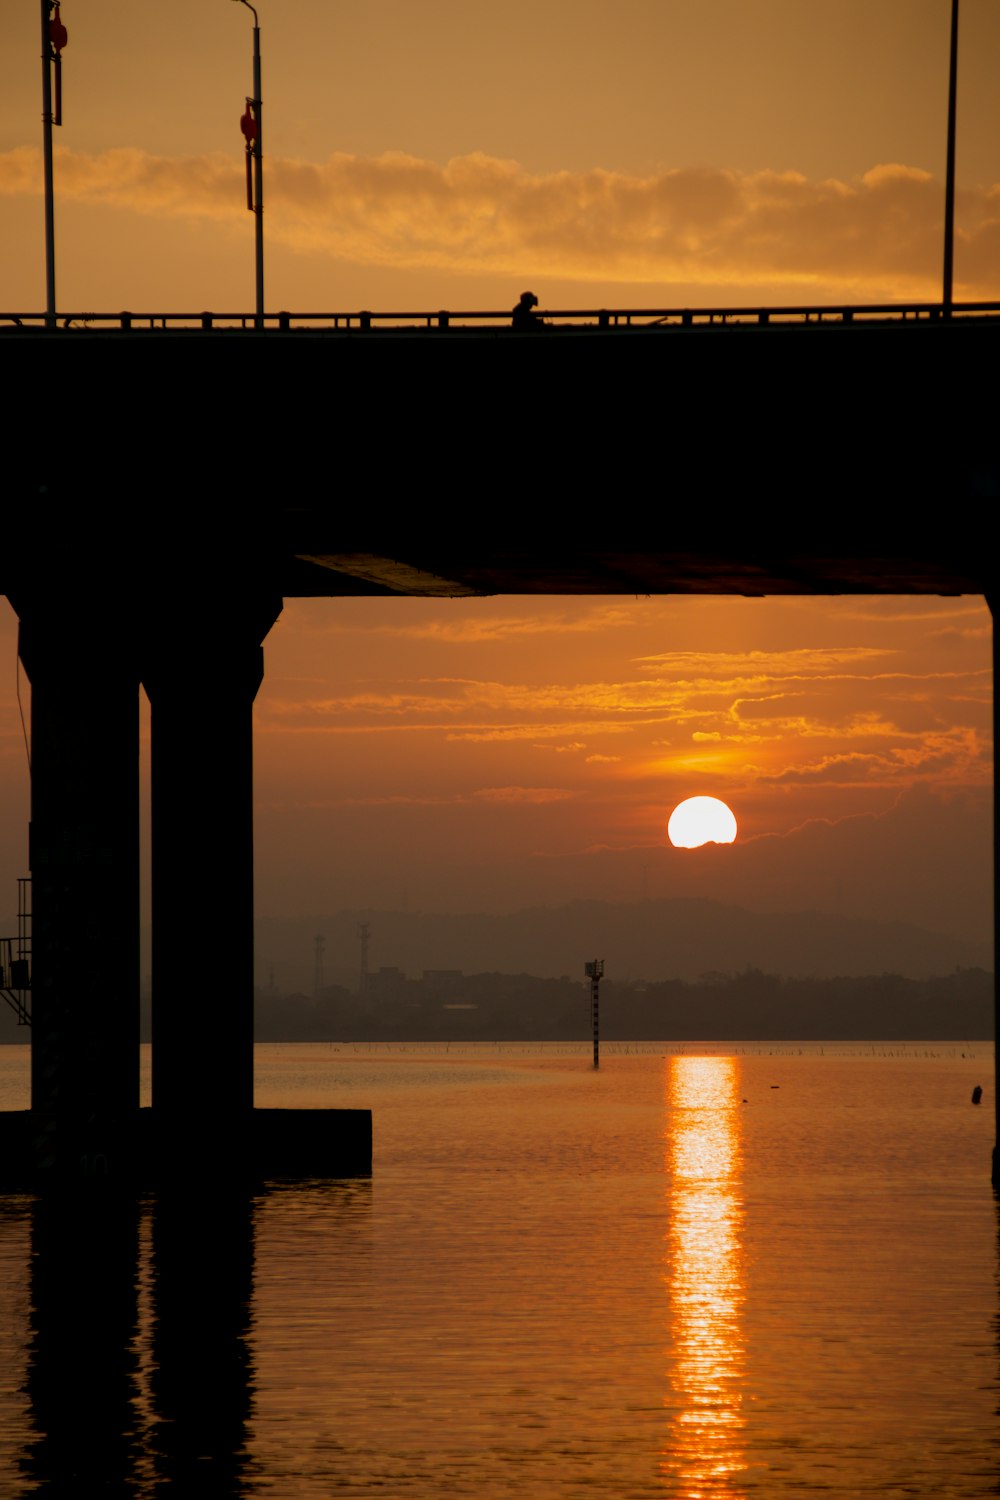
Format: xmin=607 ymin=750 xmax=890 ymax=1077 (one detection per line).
xmin=143 ymin=594 xmax=281 ymax=1167
xmin=12 ymin=595 xmax=140 ymax=1181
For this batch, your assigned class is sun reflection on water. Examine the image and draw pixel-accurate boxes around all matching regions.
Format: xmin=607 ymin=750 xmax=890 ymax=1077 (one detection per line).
xmin=661 ymin=1055 xmax=747 ymax=1496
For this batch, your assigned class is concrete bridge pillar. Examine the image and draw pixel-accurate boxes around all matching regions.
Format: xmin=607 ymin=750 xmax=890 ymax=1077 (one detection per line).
xmin=12 ymin=595 xmax=140 ymax=1180
xmin=143 ymin=594 xmax=281 ymax=1164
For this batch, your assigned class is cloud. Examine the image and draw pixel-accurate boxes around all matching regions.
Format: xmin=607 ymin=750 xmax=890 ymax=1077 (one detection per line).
xmin=634 ymin=647 xmax=892 ymax=672
xmin=284 ymin=603 xmax=642 ymax=643
xmin=4 ymin=146 xmax=998 ymax=295
xmin=447 ymin=721 xmax=646 ymax=743
xmin=831 ymin=602 xmax=989 ymax=627
xmin=1 ymin=145 xmax=240 ymax=221
xmin=297 ymin=785 xmax=574 ymax=807
xmin=756 ymin=725 xmax=987 ymax=785
xmin=362 ymin=606 xmax=642 ymax=643
xmin=472 ymin=786 xmax=575 ymax=804
xmin=258 ymin=693 xmax=475 ymax=723
xmin=756 ymin=750 xmax=893 ymax=784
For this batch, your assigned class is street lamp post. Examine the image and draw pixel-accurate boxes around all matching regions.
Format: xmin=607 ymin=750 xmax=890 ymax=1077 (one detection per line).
xmin=942 ymin=0 xmax=959 ymax=316
xmin=233 ymin=0 xmax=264 ymax=327
xmin=40 ymin=0 xmax=68 ymax=329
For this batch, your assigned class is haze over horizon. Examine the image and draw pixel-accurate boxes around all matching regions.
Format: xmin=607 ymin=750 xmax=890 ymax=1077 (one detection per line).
xmin=254 ymin=783 xmax=989 ymax=947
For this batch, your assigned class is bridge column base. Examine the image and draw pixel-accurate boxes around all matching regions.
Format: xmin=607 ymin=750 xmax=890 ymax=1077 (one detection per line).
xmin=0 ymin=1107 xmax=372 ymax=1190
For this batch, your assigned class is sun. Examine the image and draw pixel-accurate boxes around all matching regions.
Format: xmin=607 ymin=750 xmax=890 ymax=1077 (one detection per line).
xmin=667 ymin=796 xmax=738 ymax=848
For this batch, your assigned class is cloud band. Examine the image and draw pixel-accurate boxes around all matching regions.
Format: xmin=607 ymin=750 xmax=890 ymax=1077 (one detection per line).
xmin=3 ymin=145 xmax=998 ymax=295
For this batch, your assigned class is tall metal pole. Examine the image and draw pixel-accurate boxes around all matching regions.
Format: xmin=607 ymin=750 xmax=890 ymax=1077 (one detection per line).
xmin=40 ymin=0 xmax=57 ymax=328
xmin=942 ymin=0 xmax=959 ymax=316
xmin=251 ymin=15 xmax=263 ymax=327
xmin=233 ymin=0 xmax=264 ymax=327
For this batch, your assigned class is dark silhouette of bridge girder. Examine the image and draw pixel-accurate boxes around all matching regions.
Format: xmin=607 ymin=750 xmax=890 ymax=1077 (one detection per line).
xmin=3 ymin=315 xmax=998 ymax=598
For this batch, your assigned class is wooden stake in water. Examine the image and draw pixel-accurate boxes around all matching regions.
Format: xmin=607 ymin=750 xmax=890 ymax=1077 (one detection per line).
xmin=584 ymin=960 xmax=604 ymax=1069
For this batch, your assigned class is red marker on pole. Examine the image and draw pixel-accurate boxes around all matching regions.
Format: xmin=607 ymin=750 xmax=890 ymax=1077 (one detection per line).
xmin=49 ymin=2 xmax=67 ymax=126
xmin=240 ymin=99 xmax=257 ymax=211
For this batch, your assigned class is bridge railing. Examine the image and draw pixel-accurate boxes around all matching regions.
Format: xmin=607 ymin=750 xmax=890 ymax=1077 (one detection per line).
xmin=0 ymin=937 xmax=30 ymax=1026
xmin=2 ymin=301 xmax=999 ymax=333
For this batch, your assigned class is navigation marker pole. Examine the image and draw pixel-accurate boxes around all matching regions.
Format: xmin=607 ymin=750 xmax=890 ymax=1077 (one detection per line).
xmin=585 ymin=960 xmax=604 ymax=1070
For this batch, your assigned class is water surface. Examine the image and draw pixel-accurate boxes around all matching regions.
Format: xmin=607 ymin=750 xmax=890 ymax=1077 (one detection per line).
xmin=0 ymin=1041 xmax=995 ymax=1496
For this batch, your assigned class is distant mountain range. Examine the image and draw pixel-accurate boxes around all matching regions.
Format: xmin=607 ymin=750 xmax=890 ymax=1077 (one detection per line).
xmin=256 ymin=897 xmax=994 ymax=994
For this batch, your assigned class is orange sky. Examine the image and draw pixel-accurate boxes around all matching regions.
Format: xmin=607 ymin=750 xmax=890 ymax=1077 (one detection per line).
xmin=3 ymin=593 xmax=989 ymax=944
xmin=2 ymin=0 xmax=999 ymax=312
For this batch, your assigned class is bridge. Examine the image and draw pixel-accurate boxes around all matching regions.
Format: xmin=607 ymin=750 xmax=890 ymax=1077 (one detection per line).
xmin=2 ymin=308 xmax=997 ymax=1186
xmin=4 ymin=298 xmax=999 ymax=334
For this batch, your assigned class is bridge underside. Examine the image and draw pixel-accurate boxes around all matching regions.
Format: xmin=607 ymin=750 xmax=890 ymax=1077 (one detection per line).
xmin=1 ymin=318 xmax=996 ymax=1187
xmin=4 ymin=315 xmax=999 ymax=590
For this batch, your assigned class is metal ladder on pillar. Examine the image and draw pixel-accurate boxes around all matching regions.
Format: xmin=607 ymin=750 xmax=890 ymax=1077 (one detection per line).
xmin=0 ymin=878 xmax=31 ymax=1026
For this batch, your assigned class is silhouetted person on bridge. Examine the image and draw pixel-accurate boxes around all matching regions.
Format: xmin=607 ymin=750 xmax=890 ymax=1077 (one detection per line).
xmin=511 ymin=291 xmax=546 ymax=331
